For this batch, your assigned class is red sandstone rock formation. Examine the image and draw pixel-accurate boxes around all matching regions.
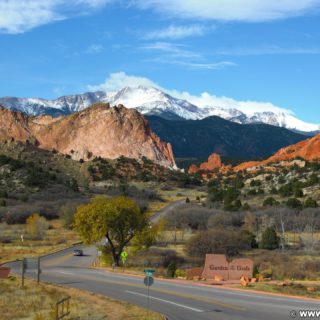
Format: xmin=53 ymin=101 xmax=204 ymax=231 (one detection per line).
xmin=234 ymin=134 xmax=320 ymax=171
xmin=188 ymin=153 xmax=222 ymax=174
xmin=0 ymin=104 xmax=176 ymax=168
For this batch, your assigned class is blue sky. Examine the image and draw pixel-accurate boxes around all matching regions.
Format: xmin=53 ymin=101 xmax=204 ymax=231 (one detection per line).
xmin=0 ymin=0 xmax=320 ymax=123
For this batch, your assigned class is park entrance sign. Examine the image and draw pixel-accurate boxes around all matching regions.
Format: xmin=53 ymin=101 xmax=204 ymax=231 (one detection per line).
xmin=201 ymin=254 xmax=253 ymax=280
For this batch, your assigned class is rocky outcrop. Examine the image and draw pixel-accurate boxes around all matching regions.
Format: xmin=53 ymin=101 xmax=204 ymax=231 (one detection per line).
xmin=188 ymin=153 xmax=222 ymax=174
xmin=0 ymin=104 xmax=176 ymax=168
xmin=199 ymin=153 xmax=222 ymax=171
xmin=234 ymin=134 xmax=320 ymax=171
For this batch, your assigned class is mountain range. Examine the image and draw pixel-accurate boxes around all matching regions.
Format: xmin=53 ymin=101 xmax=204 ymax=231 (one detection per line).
xmin=0 ymin=86 xmax=319 ymax=133
xmin=146 ymin=115 xmax=307 ymax=162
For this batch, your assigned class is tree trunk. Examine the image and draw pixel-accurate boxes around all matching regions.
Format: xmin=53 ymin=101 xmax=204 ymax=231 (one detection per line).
xmin=114 ymin=253 xmax=121 ymax=267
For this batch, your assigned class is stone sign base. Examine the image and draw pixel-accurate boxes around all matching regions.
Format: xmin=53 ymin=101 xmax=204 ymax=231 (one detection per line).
xmin=0 ymin=267 xmax=11 ymax=279
xmin=186 ymin=267 xmax=203 ymax=280
xmin=201 ymin=254 xmax=253 ymax=281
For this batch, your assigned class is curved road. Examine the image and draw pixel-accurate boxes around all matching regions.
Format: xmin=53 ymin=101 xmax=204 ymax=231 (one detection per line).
xmin=7 ymin=245 xmax=320 ymax=320
xmin=150 ymin=199 xmax=185 ymax=223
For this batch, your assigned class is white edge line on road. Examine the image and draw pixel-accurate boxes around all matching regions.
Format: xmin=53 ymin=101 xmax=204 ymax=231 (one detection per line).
xmin=125 ymin=290 xmax=204 ymax=313
xmin=55 ymin=270 xmax=75 ymax=275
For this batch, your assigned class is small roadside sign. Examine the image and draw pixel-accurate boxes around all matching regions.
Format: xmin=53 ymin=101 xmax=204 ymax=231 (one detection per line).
xmin=143 ymin=273 xmax=155 ymax=315
xmin=121 ymin=251 xmax=128 ymax=259
xmin=144 ymin=276 xmax=154 ymax=287
xmin=97 ymin=250 xmax=102 ymax=257
xmin=121 ymin=251 xmax=128 ymax=262
xmin=22 ymin=257 xmax=41 ymax=287
xmin=144 ymin=269 xmax=155 ymax=277
xmin=24 ymin=257 xmax=39 ymax=269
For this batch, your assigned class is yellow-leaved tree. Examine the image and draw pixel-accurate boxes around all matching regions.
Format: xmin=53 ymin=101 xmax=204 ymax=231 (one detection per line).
xmin=26 ymin=213 xmax=48 ymax=240
xmin=74 ymin=196 xmax=148 ymax=266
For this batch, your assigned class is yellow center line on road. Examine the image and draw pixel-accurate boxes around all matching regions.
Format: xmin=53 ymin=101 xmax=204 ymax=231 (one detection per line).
xmin=53 ymin=269 xmax=246 ymax=312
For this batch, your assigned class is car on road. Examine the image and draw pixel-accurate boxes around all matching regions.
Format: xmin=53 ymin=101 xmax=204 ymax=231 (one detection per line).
xmin=73 ymin=249 xmax=83 ymax=256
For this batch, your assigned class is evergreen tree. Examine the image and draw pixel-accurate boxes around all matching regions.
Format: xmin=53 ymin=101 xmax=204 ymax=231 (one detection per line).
xmin=304 ymin=197 xmax=318 ymax=208
xmin=259 ymin=227 xmax=280 ymax=250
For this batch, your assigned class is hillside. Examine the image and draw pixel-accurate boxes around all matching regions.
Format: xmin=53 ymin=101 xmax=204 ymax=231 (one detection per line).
xmin=235 ymin=134 xmax=320 ymax=171
xmin=0 ymin=104 xmax=176 ymax=168
xmin=146 ymin=115 xmax=307 ymax=162
xmin=0 ymin=139 xmax=197 ymax=225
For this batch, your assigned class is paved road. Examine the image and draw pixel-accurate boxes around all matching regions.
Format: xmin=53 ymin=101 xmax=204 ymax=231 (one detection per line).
xmin=150 ymin=199 xmax=185 ymax=223
xmin=7 ymin=245 xmax=320 ymax=320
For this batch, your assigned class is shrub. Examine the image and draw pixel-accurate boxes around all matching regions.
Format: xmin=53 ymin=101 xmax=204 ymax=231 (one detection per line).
xmin=208 ymin=211 xmax=244 ymax=229
xmin=175 ymin=269 xmax=187 ymax=278
xmin=278 ymin=184 xmax=292 ymax=197
xmin=263 ymin=197 xmax=279 ymax=207
xmin=242 ymin=203 xmax=251 ymax=211
xmin=165 ymin=205 xmax=212 ymax=231
xmin=307 ymin=173 xmax=319 ymax=186
xmin=26 ymin=213 xmax=48 ymax=240
xmin=240 ymin=230 xmax=257 ymax=248
xmin=250 ymin=180 xmax=261 ymax=187
xmin=270 ymin=187 xmax=278 ymax=194
xmin=167 ymin=261 xmax=177 ymax=278
xmin=25 ymin=168 xmax=55 ymax=187
xmin=209 ymin=187 xmax=224 ymax=202
xmin=286 ymin=198 xmax=302 ymax=210
xmin=223 ymin=187 xmax=240 ymax=204
xmin=58 ymin=202 xmax=78 ymax=229
xmin=0 ymin=199 xmax=6 ymax=207
xmin=68 ymin=178 xmax=79 ymax=192
xmin=223 ymin=199 xmax=242 ymax=211
xmin=293 ymin=188 xmax=304 ymax=198
xmin=303 ymin=260 xmax=320 ymax=273
xmin=5 ymin=212 xmax=31 ymax=224
xmin=0 ymin=190 xmax=8 ymax=198
xmin=259 ymin=227 xmax=280 ymax=250
xmin=247 ymin=189 xmax=257 ymax=196
xmin=304 ymin=197 xmax=318 ymax=209
xmin=127 ymin=249 xmax=184 ymax=269
xmin=186 ymin=229 xmax=250 ymax=258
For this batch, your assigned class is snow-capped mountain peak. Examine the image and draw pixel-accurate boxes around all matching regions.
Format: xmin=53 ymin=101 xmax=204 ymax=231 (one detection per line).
xmin=0 ymin=86 xmax=319 ymax=133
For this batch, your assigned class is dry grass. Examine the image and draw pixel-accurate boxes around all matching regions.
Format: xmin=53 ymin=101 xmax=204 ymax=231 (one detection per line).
xmin=286 ymin=232 xmax=320 ymax=243
xmin=0 ymin=220 xmax=80 ymax=264
xmin=0 ymin=276 xmax=163 ymax=320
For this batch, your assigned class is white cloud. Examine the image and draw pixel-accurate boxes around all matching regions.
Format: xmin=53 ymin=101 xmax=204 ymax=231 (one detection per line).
xmin=132 ymin=0 xmax=320 ymax=22
xmin=148 ymin=57 xmax=236 ymax=70
xmin=87 ymin=72 xmax=160 ymax=91
xmin=144 ymin=24 xmax=208 ymax=40
xmin=214 ymin=45 xmax=320 ymax=55
xmin=0 ymin=0 xmax=112 ymax=34
xmin=87 ymin=71 xmax=294 ymax=116
xmin=141 ymin=42 xmax=235 ymax=70
xmin=141 ymin=42 xmax=201 ymax=59
xmin=2 ymin=0 xmax=319 ymax=35
xmin=85 ymin=44 xmax=104 ymax=54
xmin=171 ymin=90 xmax=294 ymax=115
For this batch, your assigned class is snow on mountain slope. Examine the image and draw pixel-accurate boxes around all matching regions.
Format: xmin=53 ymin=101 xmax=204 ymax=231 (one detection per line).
xmin=103 ymin=86 xmax=202 ymax=120
xmin=0 ymin=86 xmax=319 ymax=132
